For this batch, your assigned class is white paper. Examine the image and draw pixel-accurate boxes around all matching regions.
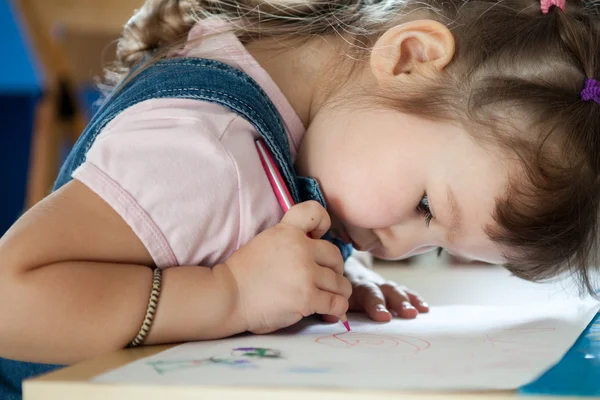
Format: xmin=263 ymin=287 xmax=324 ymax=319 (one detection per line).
xmin=95 ymin=300 xmax=599 ymax=391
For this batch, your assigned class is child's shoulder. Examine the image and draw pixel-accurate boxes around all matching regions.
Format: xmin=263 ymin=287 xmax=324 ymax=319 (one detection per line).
xmin=101 ymin=97 xmax=241 ymax=141
xmin=75 ymin=96 xmax=276 ymax=268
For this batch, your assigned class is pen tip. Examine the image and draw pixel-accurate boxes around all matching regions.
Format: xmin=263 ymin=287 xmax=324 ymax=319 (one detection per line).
xmin=343 ymin=320 xmax=351 ymax=332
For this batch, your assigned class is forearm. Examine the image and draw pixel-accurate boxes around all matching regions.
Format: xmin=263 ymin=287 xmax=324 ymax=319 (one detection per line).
xmin=0 ymin=262 xmax=244 ymax=364
xmin=147 ymin=264 xmax=244 ymax=345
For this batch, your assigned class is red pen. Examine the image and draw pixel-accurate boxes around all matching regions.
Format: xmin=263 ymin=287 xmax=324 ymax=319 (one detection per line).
xmin=255 ymin=139 xmax=350 ymax=332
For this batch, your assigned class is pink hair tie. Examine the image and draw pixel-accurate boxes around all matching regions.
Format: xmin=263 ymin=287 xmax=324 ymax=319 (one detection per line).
xmin=540 ymin=0 xmax=566 ymax=14
xmin=581 ymin=78 xmax=600 ymax=104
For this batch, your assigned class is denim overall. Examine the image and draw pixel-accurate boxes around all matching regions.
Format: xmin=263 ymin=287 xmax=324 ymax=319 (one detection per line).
xmin=0 ymin=58 xmax=352 ymax=399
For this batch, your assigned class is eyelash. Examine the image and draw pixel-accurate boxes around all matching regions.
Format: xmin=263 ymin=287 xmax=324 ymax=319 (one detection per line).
xmin=417 ymin=194 xmax=433 ymax=227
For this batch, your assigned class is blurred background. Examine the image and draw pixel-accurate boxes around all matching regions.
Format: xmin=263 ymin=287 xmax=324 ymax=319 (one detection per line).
xmin=1 ymin=0 xmax=143 ymax=236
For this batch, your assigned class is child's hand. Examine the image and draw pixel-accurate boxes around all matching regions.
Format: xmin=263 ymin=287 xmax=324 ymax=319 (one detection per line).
xmin=223 ymin=201 xmax=352 ymax=334
xmin=323 ymin=257 xmax=429 ymax=323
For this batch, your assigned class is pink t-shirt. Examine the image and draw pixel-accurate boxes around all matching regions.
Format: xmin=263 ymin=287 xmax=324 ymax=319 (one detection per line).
xmin=73 ymin=20 xmax=306 ymax=268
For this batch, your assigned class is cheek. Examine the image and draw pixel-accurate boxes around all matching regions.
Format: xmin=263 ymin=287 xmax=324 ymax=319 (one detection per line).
xmin=324 ymin=163 xmax=418 ymax=229
xmin=305 ymin=109 xmax=427 ymax=228
xmin=330 ymin=191 xmax=397 ymax=228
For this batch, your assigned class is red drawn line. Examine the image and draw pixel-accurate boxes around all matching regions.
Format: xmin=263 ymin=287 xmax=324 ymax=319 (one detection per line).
xmin=315 ymin=333 xmax=430 ymax=353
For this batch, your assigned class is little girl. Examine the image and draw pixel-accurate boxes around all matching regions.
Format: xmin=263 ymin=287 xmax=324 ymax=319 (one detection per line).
xmin=1 ymin=0 xmax=599 ymax=397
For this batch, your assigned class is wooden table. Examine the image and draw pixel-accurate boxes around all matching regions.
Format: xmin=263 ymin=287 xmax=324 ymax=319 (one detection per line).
xmin=24 ymin=261 xmax=592 ymax=399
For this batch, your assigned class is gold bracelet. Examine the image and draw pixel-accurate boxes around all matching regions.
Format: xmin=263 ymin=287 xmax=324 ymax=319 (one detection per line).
xmin=129 ymin=268 xmax=162 ymax=347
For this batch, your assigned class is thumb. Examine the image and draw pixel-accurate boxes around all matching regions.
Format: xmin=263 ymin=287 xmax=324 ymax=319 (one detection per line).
xmin=281 ymin=200 xmax=331 ymax=238
xmin=320 ymin=314 xmax=340 ymax=323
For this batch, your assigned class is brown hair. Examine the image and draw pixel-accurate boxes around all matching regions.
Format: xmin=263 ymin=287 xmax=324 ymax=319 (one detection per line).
xmin=107 ymin=0 xmax=600 ymax=294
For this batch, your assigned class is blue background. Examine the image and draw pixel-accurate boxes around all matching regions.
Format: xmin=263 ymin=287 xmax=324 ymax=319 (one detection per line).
xmin=0 ymin=0 xmax=43 ymax=236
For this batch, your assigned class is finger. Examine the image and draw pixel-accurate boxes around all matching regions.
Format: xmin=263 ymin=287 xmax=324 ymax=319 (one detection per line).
xmin=320 ymin=314 xmax=340 ymax=323
xmin=281 ymin=201 xmax=330 ymax=238
xmin=405 ymin=289 xmax=429 ymax=313
xmin=353 ymin=283 xmax=392 ymax=322
xmin=314 ymin=266 xmax=352 ymax=298
xmin=379 ymin=283 xmax=418 ymax=319
xmin=313 ymin=240 xmax=344 ymax=275
xmin=312 ymin=290 xmax=349 ymax=317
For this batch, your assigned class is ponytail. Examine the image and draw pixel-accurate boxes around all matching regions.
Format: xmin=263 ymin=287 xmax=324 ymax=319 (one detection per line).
xmin=105 ymin=0 xmax=196 ymax=87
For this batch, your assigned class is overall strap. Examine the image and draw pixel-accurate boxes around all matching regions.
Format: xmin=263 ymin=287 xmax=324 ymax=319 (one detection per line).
xmin=54 ymin=58 xmax=298 ymax=204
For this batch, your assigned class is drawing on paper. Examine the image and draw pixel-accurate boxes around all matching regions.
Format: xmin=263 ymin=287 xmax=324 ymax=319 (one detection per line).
xmin=415 ymin=327 xmax=560 ymax=376
xmin=94 ymin=300 xmax=600 ymax=391
xmin=147 ymin=359 xmax=213 ymax=375
xmin=315 ymin=332 xmax=431 ymax=353
xmin=147 ymin=327 xmax=560 ymax=376
xmin=231 ymin=347 xmax=282 ymax=358
xmin=148 ymin=347 xmax=282 ymax=375
xmin=483 ymin=327 xmax=557 ymax=360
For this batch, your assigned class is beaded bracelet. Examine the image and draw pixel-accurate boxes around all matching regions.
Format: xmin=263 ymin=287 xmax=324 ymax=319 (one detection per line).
xmin=128 ymin=268 xmax=162 ymax=347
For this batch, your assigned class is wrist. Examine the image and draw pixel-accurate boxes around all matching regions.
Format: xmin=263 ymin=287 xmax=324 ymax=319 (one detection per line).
xmin=212 ymin=263 xmax=248 ymax=334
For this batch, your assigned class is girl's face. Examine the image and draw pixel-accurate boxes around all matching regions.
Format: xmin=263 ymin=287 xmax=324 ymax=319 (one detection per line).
xmin=295 ymin=106 xmax=510 ymax=264
xmin=252 ymin=19 xmax=510 ymax=263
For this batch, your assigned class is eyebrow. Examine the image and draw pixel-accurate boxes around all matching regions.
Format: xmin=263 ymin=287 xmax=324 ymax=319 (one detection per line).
xmin=446 ymin=187 xmax=462 ymax=243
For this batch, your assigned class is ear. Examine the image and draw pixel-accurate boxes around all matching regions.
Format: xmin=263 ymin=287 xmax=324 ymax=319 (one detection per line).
xmin=370 ymin=20 xmax=455 ymax=85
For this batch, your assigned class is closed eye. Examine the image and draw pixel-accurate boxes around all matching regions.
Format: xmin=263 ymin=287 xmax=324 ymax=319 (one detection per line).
xmin=417 ymin=194 xmax=433 ymax=227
